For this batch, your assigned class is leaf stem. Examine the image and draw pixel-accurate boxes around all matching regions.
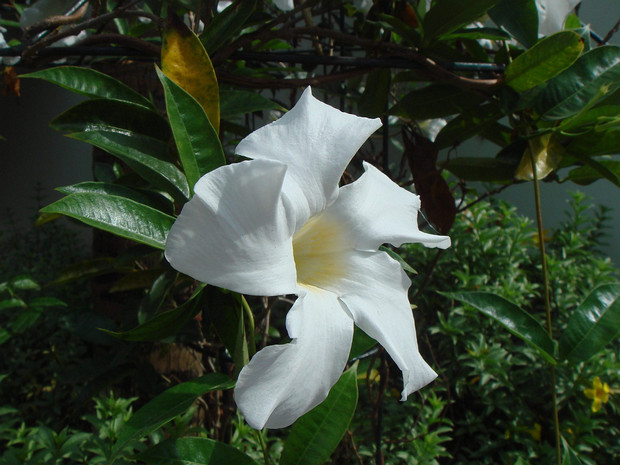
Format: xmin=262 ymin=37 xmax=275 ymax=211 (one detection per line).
xmin=528 ymin=144 xmax=561 ymax=465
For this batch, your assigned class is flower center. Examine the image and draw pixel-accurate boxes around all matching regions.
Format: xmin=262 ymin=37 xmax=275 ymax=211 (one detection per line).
xmin=292 ymin=213 xmax=348 ymax=289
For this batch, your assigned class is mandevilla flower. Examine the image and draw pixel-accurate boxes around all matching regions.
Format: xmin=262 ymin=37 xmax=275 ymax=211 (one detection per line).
xmin=536 ymin=0 xmax=581 ymax=36
xmin=165 ymin=87 xmax=450 ymax=429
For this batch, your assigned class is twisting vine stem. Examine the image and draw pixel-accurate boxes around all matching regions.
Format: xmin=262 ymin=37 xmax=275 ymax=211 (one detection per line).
xmin=527 ymin=140 xmax=562 ymax=465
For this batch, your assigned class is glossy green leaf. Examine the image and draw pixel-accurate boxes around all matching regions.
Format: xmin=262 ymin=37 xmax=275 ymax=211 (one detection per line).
xmin=435 ymin=104 xmax=503 ymax=149
xmin=559 ymin=283 xmax=620 ymax=364
xmin=536 ymin=46 xmax=620 ymax=120
xmin=21 ymin=66 xmax=154 ymax=108
xmin=58 ymin=181 xmax=174 ymax=213
xmin=505 ymin=31 xmax=583 ymax=92
xmin=69 ymin=131 xmax=190 ymax=202
xmin=564 ymin=159 xmax=620 ymax=187
xmin=202 ymin=0 xmax=258 ymax=55
xmin=424 ymin=0 xmax=499 ymax=42
xmin=280 ymin=365 xmax=359 ymax=465
xmin=157 ymin=67 xmax=226 ymax=190
xmin=40 ymin=193 xmax=175 ymax=250
xmin=51 ymin=99 xmax=170 ymax=141
xmin=220 ymin=89 xmax=284 ymax=119
xmin=137 ymin=437 xmax=260 ymax=465
xmin=389 ymin=84 xmax=483 ymax=120
xmin=488 ymin=0 xmax=538 ymax=48
xmin=559 ymin=105 xmax=620 ymax=134
xmin=106 ymin=286 xmax=206 ymax=341
xmin=137 ymin=269 xmax=178 ymax=324
xmin=441 ymin=291 xmax=556 ymax=363
xmin=567 ymin=128 xmax=620 ymax=156
xmin=441 ymin=157 xmax=517 ymax=182
xmin=113 ymin=373 xmax=235 ymax=458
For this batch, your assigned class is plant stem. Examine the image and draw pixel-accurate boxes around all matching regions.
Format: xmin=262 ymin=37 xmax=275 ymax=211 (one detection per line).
xmin=256 ymin=429 xmax=272 ymax=465
xmin=240 ymin=295 xmax=256 ymax=357
xmin=528 ymin=147 xmax=562 ymax=465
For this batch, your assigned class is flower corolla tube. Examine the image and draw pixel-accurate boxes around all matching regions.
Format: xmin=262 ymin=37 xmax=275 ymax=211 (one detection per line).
xmin=165 ymin=87 xmax=450 ymax=429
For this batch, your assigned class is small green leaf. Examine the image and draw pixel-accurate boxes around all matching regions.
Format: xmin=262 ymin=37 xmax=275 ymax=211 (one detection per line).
xmin=559 ymin=283 xmax=620 ymax=364
xmin=28 ymin=297 xmax=66 ymax=308
xmin=40 ymin=193 xmax=175 ymax=250
xmin=423 ymin=0 xmax=500 ymax=42
xmin=0 ymin=298 xmax=27 ymax=312
xmin=435 ymin=104 xmax=503 ymax=149
xmin=105 ymin=286 xmax=206 ymax=341
xmin=505 ymin=31 xmax=583 ymax=92
xmin=49 ymin=258 xmax=120 ymax=286
xmin=488 ymin=0 xmax=538 ymax=48
xmin=137 ymin=269 xmax=178 ymax=324
xmin=137 ymin=437 xmax=260 ymax=465
xmin=379 ymin=246 xmax=416 ymax=274
xmin=69 ymin=131 xmax=190 ymax=202
xmin=562 ymin=438 xmax=585 ymax=465
xmin=536 ymin=46 xmax=620 ymax=120
xmin=390 ymin=84 xmax=483 ymax=120
xmin=109 ymin=270 xmax=167 ymax=293
xmin=10 ymin=276 xmax=40 ymax=291
xmin=51 ymin=99 xmax=170 ymax=141
xmin=11 ymin=307 xmax=43 ymax=334
xmin=441 ymin=291 xmax=556 ymax=363
xmin=220 ymin=89 xmax=285 ymax=119
xmin=21 ymin=66 xmax=154 ymax=108
xmin=202 ymin=0 xmax=258 ymax=55
xmin=280 ymin=365 xmax=359 ymax=465
xmin=157 ymin=67 xmax=225 ymax=190
xmin=113 ymin=373 xmax=235 ymax=458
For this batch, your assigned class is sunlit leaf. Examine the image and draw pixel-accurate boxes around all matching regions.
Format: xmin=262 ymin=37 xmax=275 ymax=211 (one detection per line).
xmin=515 ymin=133 xmax=565 ymax=180
xmin=162 ymin=14 xmax=220 ymax=132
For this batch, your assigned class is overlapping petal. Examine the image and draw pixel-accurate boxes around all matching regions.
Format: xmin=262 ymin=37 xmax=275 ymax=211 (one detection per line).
xmin=235 ymin=289 xmax=354 ymax=429
xmin=324 ymin=162 xmax=451 ymax=251
xmin=536 ymin=0 xmax=581 ymax=36
xmin=235 ymin=87 xmax=381 ymax=230
xmin=165 ymin=159 xmax=297 ymax=296
xmin=324 ymin=250 xmax=438 ymax=398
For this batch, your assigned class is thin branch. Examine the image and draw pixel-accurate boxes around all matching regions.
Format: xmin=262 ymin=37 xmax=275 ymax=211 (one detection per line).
xmin=602 ymin=15 xmax=620 ymax=44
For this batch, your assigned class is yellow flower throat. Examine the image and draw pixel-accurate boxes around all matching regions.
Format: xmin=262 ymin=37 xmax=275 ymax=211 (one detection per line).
xmin=292 ymin=213 xmax=348 ymax=289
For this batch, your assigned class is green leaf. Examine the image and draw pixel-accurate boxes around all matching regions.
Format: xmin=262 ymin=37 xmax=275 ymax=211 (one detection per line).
xmin=49 ymin=258 xmax=120 ymax=286
xmin=69 ymin=131 xmax=190 ymax=202
xmin=559 ymin=283 xmax=620 ymax=364
xmin=564 ymin=159 xmax=620 ymax=187
xmin=349 ymin=328 xmax=377 ymax=360
xmin=435 ymin=104 xmax=503 ymax=149
xmin=441 ymin=291 xmax=556 ymax=363
xmin=0 ymin=328 xmax=11 ymax=345
xmin=137 ymin=269 xmax=178 ymax=324
xmin=202 ymin=0 xmax=258 ymax=55
xmin=113 ymin=373 xmax=235 ymax=458
xmin=514 ymin=133 xmax=565 ymax=181
xmin=105 ymin=286 xmax=206 ymax=341
xmin=21 ymin=66 xmax=154 ymax=108
xmin=10 ymin=276 xmax=40 ymax=291
xmin=137 ymin=437 xmax=260 ymax=465
xmin=11 ymin=307 xmax=43 ymax=334
xmin=51 ymin=99 xmax=170 ymax=141
xmin=207 ymin=291 xmax=249 ymax=375
xmin=559 ymin=105 xmax=620 ymax=134
xmin=488 ymin=0 xmax=538 ymax=48
xmin=280 ymin=365 xmax=359 ymax=465
xmin=109 ymin=269 xmax=167 ymax=293
xmin=379 ymin=246 xmax=416 ymax=274
xmin=441 ymin=157 xmax=517 ymax=182
xmin=40 ymin=193 xmax=175 ymax=250
xmin=504 ymin=31 xmax=583 ymax=92
xmin=567 ymin=128 xmax=620 ymax=157
xmin=358 ymin=69 xmax=391 ymax=118
xmin=423 ymin=0 xmax=500 ymax=43
xmin=0 ymin=298 xmax=27 ymax=311
xmin=536 ymin=46 xmax=620 ymax=120
xmin=562 ymin=438 xmax=585 ymax=465
xmin=220 ymin=89 xmax=284 ymax=119
xmin=28 ymin=297 xmax=66 ymax=308
xmin=390 ymin=84 xmax=484 ymax=120
xmin=157 ymin=67 xmax=226 ymax=190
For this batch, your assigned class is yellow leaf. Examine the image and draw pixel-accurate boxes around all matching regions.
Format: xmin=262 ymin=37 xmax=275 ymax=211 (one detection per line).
xmin=161 ymin=14 xmax=220 ymax=132
xmin=515 ymin=133 xmax=565 ymax=181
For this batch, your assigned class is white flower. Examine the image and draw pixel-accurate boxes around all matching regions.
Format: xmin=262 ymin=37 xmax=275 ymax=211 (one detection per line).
xmin=165 ymin=87 xmax=450 ymax=429
xmin=0 ymin=28 xmax=20 ymax=66
xmin=536 ymin=0 xmax=581 ymax=36
xmin=273 ymin=0 xmax=295 ymax=11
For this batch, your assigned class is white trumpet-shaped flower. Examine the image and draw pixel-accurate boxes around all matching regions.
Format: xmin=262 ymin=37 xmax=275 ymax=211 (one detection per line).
xmin=165 ymin=87 xmax=450 ymax=429
xmin=536 ymin=0 xmax=582 ymax=36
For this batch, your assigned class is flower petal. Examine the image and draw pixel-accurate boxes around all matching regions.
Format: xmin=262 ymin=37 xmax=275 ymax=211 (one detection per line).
xmin=326 ymin=250 xmax=437 ymax=398
xmin=235 ymin=87 xmax=382 ymax=230
xmin=165 ymin=159 xmax=297 ymax=296
xmin=235 ymin=288 xmax=354 ymax=429
xmin=536 ymin=0 xmax=580 ymax=36
xmin=325 ymin=162 xmax=450 ymax=251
